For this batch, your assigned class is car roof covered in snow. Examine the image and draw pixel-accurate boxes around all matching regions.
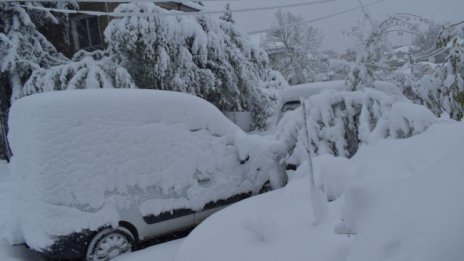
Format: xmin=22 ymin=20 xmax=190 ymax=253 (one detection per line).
xmin=9 ymin=89 xmax=240 ymax=137
xmin=279 ymin=81 xmax=348 ymax=105
xmin=279 ymin=80 xmax=403 ymax=105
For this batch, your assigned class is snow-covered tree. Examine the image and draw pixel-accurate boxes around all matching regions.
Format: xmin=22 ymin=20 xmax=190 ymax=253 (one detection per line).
xmin=390 ymin=21 xmax=464 ymax=120
xmin=263 ymin=10 xmax=323 ymax=85
xmin=436 ymin=21 xmax=464 ymax=119
xmin=274 ymin=88 xmax=437 ymax=161
xmin=0 ymin=2 xmax=77 ymax=160
xmin=0 ymin=2 xmax=73 ymax=105
xmin=346 ymin=11 xmax=391 ymax=90
xmin=387 ymin=61 xmax=437 ymax=105
xmin=23 ymin=50 xmax=135 ymax=95
xmin=220 ymin=3 xmax=235 ymax=24
xmin=347 ymin=11 xmax=424 ymax=90
xmin=328 ymin=59 xmax=352 ymax=80
xmin=105 ymin=2 xmax=287 ymax=129
xmin=411 ymin=23 xmax=444 ymax=61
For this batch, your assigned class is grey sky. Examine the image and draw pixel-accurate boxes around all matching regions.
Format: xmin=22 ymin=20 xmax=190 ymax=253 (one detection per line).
xmin=204 ymin=0 xmax=464 ymax=52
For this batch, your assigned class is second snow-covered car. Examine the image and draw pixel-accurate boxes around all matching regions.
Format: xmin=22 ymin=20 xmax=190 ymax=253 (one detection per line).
xmin=7 ymin=89 xmax=287 ymax=260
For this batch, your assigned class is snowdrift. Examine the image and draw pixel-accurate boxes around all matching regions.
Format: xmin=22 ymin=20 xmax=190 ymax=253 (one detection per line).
xmin=175 ymin=120 xmax=464 ymax=261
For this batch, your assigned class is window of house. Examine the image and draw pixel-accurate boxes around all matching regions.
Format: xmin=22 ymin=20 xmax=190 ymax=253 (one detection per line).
xmin=72 ymin=16 xmax=102 ymax=51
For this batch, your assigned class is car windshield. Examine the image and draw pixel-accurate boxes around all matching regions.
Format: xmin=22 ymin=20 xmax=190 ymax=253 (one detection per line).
xmin=281 ymin=101 xmax=301 ymax=112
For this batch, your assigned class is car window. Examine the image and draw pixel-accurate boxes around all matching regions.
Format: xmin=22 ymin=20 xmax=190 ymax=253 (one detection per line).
xmin=281 ymin=101 xmax=301 ymax=112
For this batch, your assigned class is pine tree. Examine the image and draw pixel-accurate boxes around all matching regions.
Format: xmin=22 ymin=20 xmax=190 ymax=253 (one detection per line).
xmin=220 ymin=3 xmax=235 ymax=24
xmin=0 ymin=2 xmax=77 ymax=160
xmin=23 ymin=50 xmax=135 ymax=95
xmin=0 ymin=2 xmax=71 ymax=105
xmin=105 ymin=2 xmax=287 ymax=128
xmin=437 ymin=22 xmax=464 ymax=119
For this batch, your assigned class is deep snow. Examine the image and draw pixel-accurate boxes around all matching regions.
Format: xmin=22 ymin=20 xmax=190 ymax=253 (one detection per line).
xmin=1 ymin=116 xmax=463 ymax=261
xmin=172 ymin=120 xmax=464 ymax=261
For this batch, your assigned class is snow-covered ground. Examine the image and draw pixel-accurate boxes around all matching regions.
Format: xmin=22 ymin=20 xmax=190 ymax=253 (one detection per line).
xmin=0 ymin=162 xmax=43 ymax=261
xmin=1 ymin=120 xmax=463 ymax=260
xmin=130 ymin=120 xmax=464 ymax=261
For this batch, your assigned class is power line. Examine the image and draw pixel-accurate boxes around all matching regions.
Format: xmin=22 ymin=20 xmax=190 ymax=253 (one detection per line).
xmin=2 ymin=0 xmax=243 ymax=3
xmin=248 ymin=0 xmax=389 ymax=35
xmin=16 ymin=0 xmax=337 ymax=17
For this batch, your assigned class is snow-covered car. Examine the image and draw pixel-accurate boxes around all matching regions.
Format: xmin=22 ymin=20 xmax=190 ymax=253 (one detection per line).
xmin=274 ymin=81 xmax=347 ymax=125
xmin=6 ymin=89 xmax=287 ymax=260
xmin=273 ymin=80 xmax=406 ymax=169
xmin=274 ymin=80 xmax=404 ymax=125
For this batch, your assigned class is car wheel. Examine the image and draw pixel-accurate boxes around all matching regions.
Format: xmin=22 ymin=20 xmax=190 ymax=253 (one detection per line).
xmin=86 ymin=227 xmax=135 ymax=261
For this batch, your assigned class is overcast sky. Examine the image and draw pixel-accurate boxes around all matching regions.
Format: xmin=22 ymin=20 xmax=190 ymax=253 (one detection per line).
xmin=204 ymin=0 xmax=464 ymax=52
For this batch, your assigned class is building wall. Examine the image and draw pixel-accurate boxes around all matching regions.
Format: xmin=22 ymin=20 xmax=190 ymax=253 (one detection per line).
xmin=43 ymin=2 xmax=199 ymax=58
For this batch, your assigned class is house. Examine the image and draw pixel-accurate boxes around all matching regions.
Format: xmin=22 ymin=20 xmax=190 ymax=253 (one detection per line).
xmin=44 ymin=1 xmax=201 ymax=57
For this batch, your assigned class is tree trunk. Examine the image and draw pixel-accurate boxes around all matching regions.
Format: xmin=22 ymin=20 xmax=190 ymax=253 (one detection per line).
xmin=0 ymin=72 xmax=12 ymax=161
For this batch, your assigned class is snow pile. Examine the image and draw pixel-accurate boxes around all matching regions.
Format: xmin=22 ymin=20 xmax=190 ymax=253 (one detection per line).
xmin=175 ymin=171 xmax=351 ymax=261
xmin=7 ymin=89 xmax=281 ymax=251
xmin=369 ymin=101 xmax=438 ymax=140
xmin=313 ymin=154 xmax=358 ymax=202
xmin=341 ymin=122 xmax=464 ymax=261
xmin=173 ymin=120 xmax=464 ymax=261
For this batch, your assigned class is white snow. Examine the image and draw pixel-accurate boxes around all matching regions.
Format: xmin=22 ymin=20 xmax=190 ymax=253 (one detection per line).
xmin=369 ymin=101 xmax=438 ymax=140
xmin=342 ymin=121 xmax=464 ymax=261
xmin=278 ymin=80 xmax=349 ymax=106
xmin=1 ymin=87 xmax=463 ymax=261
xmin=175 ymin=172 xmax=351 ymax=261
xmin=313 ymin=154 xmax=358 ymax=202
xmin=6 ymin=89 xmax=283 ymax=251
xmin=0 ymin=161 xmax=45 ymax=261
xmin=0 ymin=241 xmax=44 ymax=261
xmin=171 ymin=120 xmax=464 ymax=261
xmin=114 ymin=239 xmax=183 ymax=261
xmin=1 ymin=110 xmax=463 ymax=261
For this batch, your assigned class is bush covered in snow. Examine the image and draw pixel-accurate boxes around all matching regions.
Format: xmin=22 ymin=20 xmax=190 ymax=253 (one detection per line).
xmin=274 ymin=83 xmax=437 ymax=163
xmin=105 ymin=2 xmax=287 ymax=128
xmin=23 ymin=50 xmax=135 ymax=94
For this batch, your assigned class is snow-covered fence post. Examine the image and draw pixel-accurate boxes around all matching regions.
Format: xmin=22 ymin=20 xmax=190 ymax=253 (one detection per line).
xmin=301 ymin=99 xmax=328 ymax=225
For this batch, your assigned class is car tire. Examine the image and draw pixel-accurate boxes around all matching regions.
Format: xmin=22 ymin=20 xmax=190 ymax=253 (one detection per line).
xmin=86 ymin=227 xmax=135 ymax=261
